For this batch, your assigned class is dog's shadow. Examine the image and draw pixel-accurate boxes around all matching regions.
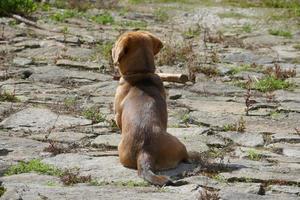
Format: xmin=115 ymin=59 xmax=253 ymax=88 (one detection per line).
xmin=158 ymin=161 xmax=246 ymax=186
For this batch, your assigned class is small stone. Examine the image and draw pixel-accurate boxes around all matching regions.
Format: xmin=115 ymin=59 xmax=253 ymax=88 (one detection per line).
xmin=12 ymin=57 xmax=32 ymax=66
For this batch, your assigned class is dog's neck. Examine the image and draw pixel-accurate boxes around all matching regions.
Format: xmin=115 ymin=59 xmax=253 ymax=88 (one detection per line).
xmin=120 ymin=72 xmax=162 ymax=86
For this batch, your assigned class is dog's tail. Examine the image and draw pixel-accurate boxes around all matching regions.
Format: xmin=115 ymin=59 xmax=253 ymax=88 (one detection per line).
xmin=137 ymin=151 xmax=173 ymax=186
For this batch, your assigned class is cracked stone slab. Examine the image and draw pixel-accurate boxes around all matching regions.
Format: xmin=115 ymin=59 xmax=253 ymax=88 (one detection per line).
xmin=220 ymin=168 xmax=300 ymax=185
xmin=12 ymin=57 xmax=33 ymax=67
xmin=219 ymin=190 xmax=299 ymax=200
xmin=0 ymin=136 xmax=48 ymax=170
xmin=91 ymin=134 xmax=121 ymax=147
xmin=42 ymin=153 xmax=140 ymax=183
xmin=218 ymin=131 xmax=264 ymax=147
xmin=189 ymin=80 xmax=244 ymax=96
xmin=29 ymin=66 xmax=111 ymax=85
xmin=177 ymin=97 xmax=245 ymax=115
xmin=189 ymin=110 xmax=240 ymax=129
xmin=1 ymin=174 xmax=190 ymax=200
xmin=0 ymin=108 xmax=92 ymax=132
xmin=270 ymin=133 xmax=300 ymax=143
xmin=56 ymin=59 xmax=100 ymax=70
xmin=267 ymin=185 xmax=300 ymax=196
xmin=29 ymin=131 xmax=90 ymax=144
xmin=267 ymin=143 xmax=300 ymax=158
xmin=167 ymin=128 xmax=210 ymax=152
xmin=42 ymin=153 xmax=197 ymax=183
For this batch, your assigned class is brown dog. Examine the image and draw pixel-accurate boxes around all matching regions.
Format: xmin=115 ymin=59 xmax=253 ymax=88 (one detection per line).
xmin=112 ymin=31 xmax=188 ymax=186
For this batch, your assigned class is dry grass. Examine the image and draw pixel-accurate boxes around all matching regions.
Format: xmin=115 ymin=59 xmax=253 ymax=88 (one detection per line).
xmin=156 ymin=42 xmax=193 ymax=66
xmin=265 ymin=63 xmax=296 ymax=80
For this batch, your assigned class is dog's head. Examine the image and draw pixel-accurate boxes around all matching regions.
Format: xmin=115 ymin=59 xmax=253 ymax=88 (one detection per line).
xmin=112 ymin=31 xmax=163 ymax=75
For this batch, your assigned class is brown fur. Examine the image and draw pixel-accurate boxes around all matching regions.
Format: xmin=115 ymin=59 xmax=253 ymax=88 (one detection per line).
xmin=113 ymin=31 xmax=188 ymax=186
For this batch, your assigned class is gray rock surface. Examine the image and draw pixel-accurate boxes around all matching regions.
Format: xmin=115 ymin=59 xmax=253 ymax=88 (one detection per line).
xmin=1 ymin=2 xmax=300 ymax=199
xmin=0 ymin=108 xmax=92 ymax=132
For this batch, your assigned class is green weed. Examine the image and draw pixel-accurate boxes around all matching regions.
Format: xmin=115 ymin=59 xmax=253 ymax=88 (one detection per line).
xmin=212 ymin=174 xmax=227 ymax=182
xmin=269 ymin=29 xmax=292 ymax=38
xmin=183 ymin=26 xmax=201 ymax=38
xmin=154 ymin=8 xmax=169 ymax=22
xmin=254 ymin=76 xmax=294 ymax=92
xmin=50 ymin=10 xmax=78 ymax=22
xmin=0 ymin=0 xmax=37 ymax=16
xmin=117 ymin=20 xmax=147 ymax=29
xmin=242 ymin=24 xmax=252 ymax=33
xmin=5 ymin=159 xmax=62 ymax=176
xmin=293 ymin=44 xmax=300 ymax=50
xmin=247 ymin=149 xmax=262 ymax=161
xmin=82 ymin=107 xmax=106 ymax=123
xmin=92 ymin=12 xmax=114 ymax=25
xmin=0 ymin=186 xmax=5 ymax=197
xmin=0 ymin=91 xmax=20 ymax=102
xmin=229 ymin=64 xmax=264 ymax=75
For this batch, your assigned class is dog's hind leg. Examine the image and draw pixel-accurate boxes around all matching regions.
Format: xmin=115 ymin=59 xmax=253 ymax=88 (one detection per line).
xmin=137 ymin=151 xmax=174 ymax=186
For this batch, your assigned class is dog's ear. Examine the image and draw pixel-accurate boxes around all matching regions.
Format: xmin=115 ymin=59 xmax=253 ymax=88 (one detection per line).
xmin=147 ymin=33 xmax=163 ymax=55
xmin=112 ymin=40 xmax=128 ymax=65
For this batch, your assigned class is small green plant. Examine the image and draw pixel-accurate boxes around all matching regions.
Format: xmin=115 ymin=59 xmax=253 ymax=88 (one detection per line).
xmin=92 ymin=12 xmax=114 ymax=25
xmin=0 ymin=0 xmax=37 ymax=16
xmin=154 ymin=8 xmax=169 ymax=22
xmin=183 ymin=26 xmax=201 ymax=38
xmin=247 ymin=149 xmax=262 ymax=161
xmin=270 ymin=110 xmax=280 ymax=119
xmin=223 ymin=117 xmax=246 ymax=132
xmin=64 ymin=97 xmax=77 ymax=107
xmin=242 ymin=24 xmax=252 ymax=33
xmin=5 ymin=160 xmax=91 ymax=186
xmin=0 ymin=90 xmax=20 ymax=102
xmin=229 ymin=63 xmax=264 ymax=75
xmin=236 ymin=116 xmax=246 ymax=132
xmin=181 ymin=113 xmax=191 ymax=124
xmin=46 ymin=181 xmax=58 ymax=187
xmin=269 ymin=29 xmax=292 ymax=38
xmin=39 ymin=3 xmax=51 ymax=12
xmin=5 ymin=159 xmax=62 ymax=176
xmin=92 ymin=41 xmax=114 ymax=62
xmin=82 ymin=107 xmax=106 ymax=123
xmin=293 ymin=44 xmax=300 ymax=50
xmin=0 ymin=186 xmax=6 ymax=197
xmin=212 ymin=174 xmax=227 ymax=182
xmin=254 ymin=76 xmax=294 ymax=92
xmin=51 ymin=10 xmax=77 ymax=22
xmin=223 ymin=124 xmax=236 ymax=131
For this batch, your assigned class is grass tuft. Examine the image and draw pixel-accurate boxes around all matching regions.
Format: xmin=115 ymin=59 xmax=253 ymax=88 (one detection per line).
xmin=269 ymin=29 xmax=292 ymax=38
xmin=254 ymin=76 xmax=294 ymax=92
xmin=0 ymin=186 xmax=5 ymax=197
xmin=154 ymin=8 xmax=169 ymax=22
xmin=5 ymin=159 xmax=62 ymax=176
xmin=0 ymin=91 xmax=20 ymax=102
xmin=0 ymin=0 xmax=37 ymax=16
xmin=82 ymin=107 xmax=106 ymax=123
xmin=92 ymin=12 xmax=114 ymax=25
xmin=247 ymin=149 xmax=262 ymax=161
